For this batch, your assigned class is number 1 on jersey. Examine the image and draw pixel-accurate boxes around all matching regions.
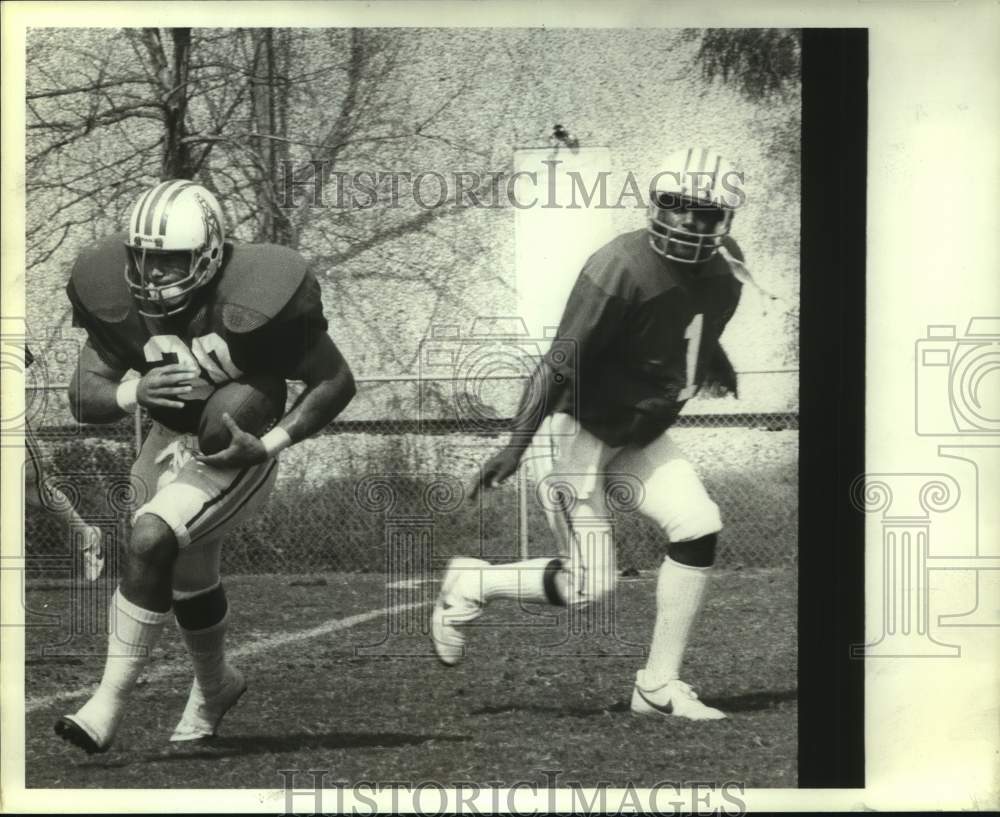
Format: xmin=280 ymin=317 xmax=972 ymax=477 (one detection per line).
xmin=678 ymin=313 xmax=703 ymax=401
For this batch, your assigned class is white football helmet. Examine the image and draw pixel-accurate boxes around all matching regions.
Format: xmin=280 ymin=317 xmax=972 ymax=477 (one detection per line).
xmin=647 ymin=148 xmax=743 ymax=264
xmin=124 ymin=180 xmax=226 ymax=316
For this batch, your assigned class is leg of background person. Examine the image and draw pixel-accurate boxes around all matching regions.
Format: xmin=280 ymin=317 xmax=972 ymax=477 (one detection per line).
xmin=25 ymin=428 xmax=104 ymax=577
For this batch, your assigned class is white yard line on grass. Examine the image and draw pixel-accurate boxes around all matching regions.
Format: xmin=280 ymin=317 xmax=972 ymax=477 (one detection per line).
xmin=385 ymin=578 xmax=435 ymax=589
xmin=25 ymin=599 xmax=432 ymax=714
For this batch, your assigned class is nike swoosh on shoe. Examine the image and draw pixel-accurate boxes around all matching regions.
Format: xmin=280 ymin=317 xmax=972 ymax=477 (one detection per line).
xmin=636 ymin=688 xmax=674 ymax=715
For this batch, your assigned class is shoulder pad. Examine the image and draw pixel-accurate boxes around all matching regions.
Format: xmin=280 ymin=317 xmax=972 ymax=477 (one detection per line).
xmin=215 ymin=243 xmax=310 ymax=333
xmin=68 ymin=233 xmax=133 ymax=323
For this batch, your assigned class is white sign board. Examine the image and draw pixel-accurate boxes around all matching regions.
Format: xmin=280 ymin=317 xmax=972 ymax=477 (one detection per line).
xmin=514 ymin=146 xmax=618 ymax=352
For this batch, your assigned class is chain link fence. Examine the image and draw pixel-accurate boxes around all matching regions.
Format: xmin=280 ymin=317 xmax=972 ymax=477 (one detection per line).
xmin=21 ymin=374 xmax=797 ymax=575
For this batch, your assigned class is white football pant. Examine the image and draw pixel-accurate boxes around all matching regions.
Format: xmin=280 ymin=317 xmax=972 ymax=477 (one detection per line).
xmin=131 ymin=422 xmax=278 ymax=589
xmin=523 ymin=412 xmax=722 ymax=607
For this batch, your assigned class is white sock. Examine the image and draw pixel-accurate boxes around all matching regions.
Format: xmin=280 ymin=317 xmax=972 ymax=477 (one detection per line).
xmin=177 ymin=613 xmax=230 ymax=699
xmin=642 ymin=556 xmax=711 ymax=688
xmin=173 ymin=582 xmax=231 ymax=699
xmin=479 ymin=558 xmax=563 ymax=605
xmin=72 ymin=588 xmax=171 ymax=745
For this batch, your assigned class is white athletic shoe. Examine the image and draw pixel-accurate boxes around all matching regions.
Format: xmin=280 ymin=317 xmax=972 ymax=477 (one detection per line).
xmin=630 ymin=672 xmax=727 ymax=721
xmin=431 ymin=557 xmax=487 ymax=666
xmin=170 ymin=666 xmax=247 ymax=742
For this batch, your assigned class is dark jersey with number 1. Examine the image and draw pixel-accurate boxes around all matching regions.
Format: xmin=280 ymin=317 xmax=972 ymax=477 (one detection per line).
xmin=66 ymin=233 xmax=330 ymax=433
xmin=544 ymin=228 xmax=743 ymax=447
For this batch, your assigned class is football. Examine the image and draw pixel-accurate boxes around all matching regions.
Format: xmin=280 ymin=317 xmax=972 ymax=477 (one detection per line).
xmin=198 ymin=373 xmax=288 ymax=455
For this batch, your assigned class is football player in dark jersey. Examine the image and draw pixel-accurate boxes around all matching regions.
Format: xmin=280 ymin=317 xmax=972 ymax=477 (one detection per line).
xmin=433 ymin=148 xmax=748 ymax=720
xmin=23 ymin=345 xmax=105 ymax=580
xmin=55 ymin=180 xmax=356 ymax=753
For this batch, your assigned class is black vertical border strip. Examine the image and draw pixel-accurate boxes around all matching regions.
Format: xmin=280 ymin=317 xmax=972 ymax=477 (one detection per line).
xmin=798 ymin=28 xmax=868 ymax=787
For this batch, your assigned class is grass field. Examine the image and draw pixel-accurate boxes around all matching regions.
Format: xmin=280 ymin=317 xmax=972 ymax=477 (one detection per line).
xmin=23 ymin=567 xmax=796 ymax=789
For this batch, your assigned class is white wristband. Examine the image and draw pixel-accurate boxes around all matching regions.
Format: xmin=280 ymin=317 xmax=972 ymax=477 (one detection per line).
xmin=115 ymin=379 xmax=139 ymax=412
xmin=260 ymin=426 xmax=293 ymax=458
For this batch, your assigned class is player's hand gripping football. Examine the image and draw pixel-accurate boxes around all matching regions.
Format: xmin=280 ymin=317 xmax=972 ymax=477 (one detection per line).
xmin=136 ymin=364 xmax=200 ymax=411
xmin=195 ymin=413 xmax=268 ymax=468
xmin=469 ymin=443 xmax=526 ymax=500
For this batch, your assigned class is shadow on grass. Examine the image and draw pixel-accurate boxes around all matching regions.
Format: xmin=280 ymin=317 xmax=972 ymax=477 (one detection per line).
xmin=471 ymin=701 xmax=628 ymax=718
xmin=472 ymin=688 xmax=797 ymax=718
xmin=137 ymin=730 xmax=472 ymax=762
xmin=699 ymin=687 xmax=798 ymax=712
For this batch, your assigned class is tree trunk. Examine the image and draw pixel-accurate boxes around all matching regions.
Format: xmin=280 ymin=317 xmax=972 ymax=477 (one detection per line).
xmin=161 ymin=28 xmax=194 ymax=179
xmin=252 ymin=28 xmax=294 ymax=245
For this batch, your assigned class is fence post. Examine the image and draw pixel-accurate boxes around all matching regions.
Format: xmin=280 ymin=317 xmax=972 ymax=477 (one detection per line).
xmin=518 ymin=461 xmax=529 ymax=560
xmin=133 ymin=407 xmax=142 ymax=458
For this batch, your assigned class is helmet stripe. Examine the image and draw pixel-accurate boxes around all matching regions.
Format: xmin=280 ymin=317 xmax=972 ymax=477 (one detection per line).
xmin=682 ymin=148 xmax=693 ymax=190
xmin=698 ymin=147 xmax=708 ymax=173
xmin=140 ymin=181 xmax=173 ymax=236
xmin=142 ymin=180 xmax=184 ymax=236
xmin=157 ymin=181 xmax=195 ymax=236
xmin=132 ymin=185 xmax=159 ymax=236
xmin=712 ymin=153 xmax=722 ymax=191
